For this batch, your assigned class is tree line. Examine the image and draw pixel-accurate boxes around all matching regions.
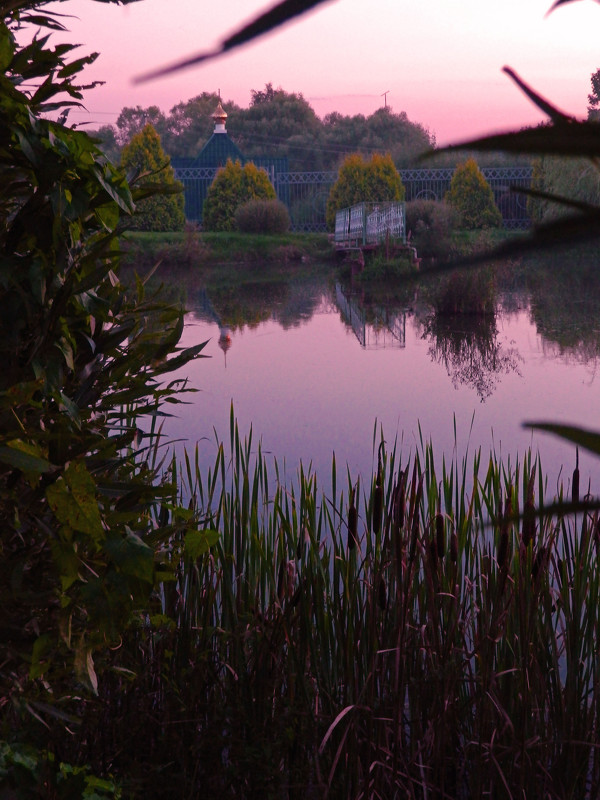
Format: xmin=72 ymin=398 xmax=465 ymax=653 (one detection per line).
xmin=95 ymin=83 xmax=529 ymax=173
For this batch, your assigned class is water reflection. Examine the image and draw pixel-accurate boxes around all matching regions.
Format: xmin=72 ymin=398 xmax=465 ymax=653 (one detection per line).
xmin=335 ymin=284 xmax=406 ymax=349
xmin=160 ymin=253 xmax=600 ymax=494
xmin=175 ymin=249 xmax=600 ymax=407
xmin=525 ymin=247 xmax=600 ymax=366
xmin=416 ymin=312 xmax=522 ymax=401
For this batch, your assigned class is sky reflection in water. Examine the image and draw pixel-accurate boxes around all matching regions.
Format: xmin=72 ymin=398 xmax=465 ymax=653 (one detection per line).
xmin=165 ymin=270 xmax=600 ymax=498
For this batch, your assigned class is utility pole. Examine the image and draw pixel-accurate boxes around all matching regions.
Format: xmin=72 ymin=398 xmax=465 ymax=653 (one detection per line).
xmin=381 ymin=90 xmax=390 ymax=108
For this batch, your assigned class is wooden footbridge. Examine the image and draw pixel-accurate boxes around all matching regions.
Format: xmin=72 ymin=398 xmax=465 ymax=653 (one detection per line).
xmin=334 ymin=201 xmax=406 ymax=250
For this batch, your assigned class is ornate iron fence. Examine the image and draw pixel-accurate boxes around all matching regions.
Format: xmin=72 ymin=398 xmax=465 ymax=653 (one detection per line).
xmin=173 ymin=166 xmax=532 ymax=232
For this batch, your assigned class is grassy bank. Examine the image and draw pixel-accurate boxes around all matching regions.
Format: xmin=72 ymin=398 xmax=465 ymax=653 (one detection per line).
xmin=120 ymin=229 xmax=336 ymax=271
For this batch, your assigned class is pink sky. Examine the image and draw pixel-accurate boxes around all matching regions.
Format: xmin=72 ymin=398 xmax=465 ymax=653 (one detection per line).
xmin=57 ymin=0 xmax=600 ymax=145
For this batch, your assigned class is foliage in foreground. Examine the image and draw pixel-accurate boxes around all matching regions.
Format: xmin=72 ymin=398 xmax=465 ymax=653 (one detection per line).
xmin=0 ymin=0 xmax=206 ymax=748
xmin=25 ymin=420 xmax=595 ymax=799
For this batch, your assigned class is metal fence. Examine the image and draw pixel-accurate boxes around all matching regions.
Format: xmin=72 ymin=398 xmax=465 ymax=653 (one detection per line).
xmin=173 ymin=166 xmax=532 ymax=232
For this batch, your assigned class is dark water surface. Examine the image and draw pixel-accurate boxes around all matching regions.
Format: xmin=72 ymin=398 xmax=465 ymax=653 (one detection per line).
xmin=164 ymin=257 xmax=600 ymax=497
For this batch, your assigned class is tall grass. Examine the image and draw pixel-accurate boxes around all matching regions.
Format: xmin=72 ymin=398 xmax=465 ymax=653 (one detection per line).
xmin=84 ymin=417 xmax=600 ymax=799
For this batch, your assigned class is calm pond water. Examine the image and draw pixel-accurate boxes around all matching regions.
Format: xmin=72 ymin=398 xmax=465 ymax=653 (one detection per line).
xmin=164 ymin=251 xmax=600 ymax=499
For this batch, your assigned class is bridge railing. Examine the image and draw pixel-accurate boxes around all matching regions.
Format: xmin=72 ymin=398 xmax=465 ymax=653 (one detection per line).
xmin=334 ymin=202 xmax=406 ymax=247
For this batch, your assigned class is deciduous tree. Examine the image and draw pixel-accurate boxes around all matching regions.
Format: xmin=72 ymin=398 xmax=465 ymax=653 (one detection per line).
xmin=120 ymin=123 xmax=186 ymax=231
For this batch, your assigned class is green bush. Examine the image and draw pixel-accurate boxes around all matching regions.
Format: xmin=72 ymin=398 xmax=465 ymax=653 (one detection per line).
xmin=325 ymin=152 xmax=405 ymax=229
xmin=234 ymin=198 xmax=291 ymax=233
xmin=203 ymin=159 xmax=277 ymax=231
xmin=528 ymin=155 xmax=600 ymax=222
xmin=445 ymin=158 xmax=503 ymax=229
xmin=120 ymin=124 xmax=185 ymax=232
xmin=424 ymin=265 xmax=497 ymax=315
xmin=405 ymin=198 xmax=458 ymax=258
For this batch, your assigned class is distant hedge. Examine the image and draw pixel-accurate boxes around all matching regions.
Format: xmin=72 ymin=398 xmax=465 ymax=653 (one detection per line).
xmin=445 ymin=158 xmax=502 ymax=229
xmin=203 ymin=160 xmax=277 ymax=232
xmin=326 ymin=153 xmax=405 ymax=230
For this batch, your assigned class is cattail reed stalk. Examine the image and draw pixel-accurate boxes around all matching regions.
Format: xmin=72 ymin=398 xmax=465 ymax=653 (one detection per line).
xmin=435 ymin=510 xmax=445 ymax=559
xmin=392 ymin=470 xmax=407 ymax=581
xmin=277 ymin=558 xmax=286 ymax=603
xmin=593 ymin=515 xmax=600 ymax=552
xmin=450 ymin=531 xmax=458 ymax=564
xmin=532 ymin=545 xmax=546 ymax=583
xmin=378 ymin=575 xmax=387 ymax=611
xmin=348 ymin=485 xmax=358 ymax=550
xmin=409 ymin=474 xmax=423 ymax=563
xmin=572 ymin=448 xmax=580 ymax=505
xmin=372 ymin=457 xmax=383 ymax=536
xmin=428 ymin=537 xmax=438 ymax=573
xmin=522 ymin=470 xmax=536 ymax=548
xmin=498 ymin=489 xmax=511 ymax=569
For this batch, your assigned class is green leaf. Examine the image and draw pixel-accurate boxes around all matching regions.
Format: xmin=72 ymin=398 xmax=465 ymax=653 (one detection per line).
xmin=46 ymin=461 xmax=104 ymax=539
xmin=0 ymin=440 xmax=50 ymax=473
xmin=29 ymin=634 xmax=53 ymax=680
xmin=134 ymin=0 xmax=330 ymax=82
xmin=0 ymin=22 xmax=14 ymax=71
xmin=184 ymin=529 xmax=219 ymax=559
xmin=103 ymin=528 xmax=154 ymax=584
xmin=74 ymin=641 xmax=98 ymax=695
xmin=525 ymin=422 xmax=600 ymax=458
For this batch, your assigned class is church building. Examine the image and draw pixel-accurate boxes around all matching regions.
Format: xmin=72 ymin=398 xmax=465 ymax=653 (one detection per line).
xmin=171 ymin=100 xmax=288 ymax=224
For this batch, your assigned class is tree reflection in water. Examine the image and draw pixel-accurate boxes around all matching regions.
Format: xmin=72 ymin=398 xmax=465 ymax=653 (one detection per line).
xmin=418 ymin=312 xmax=522 ymax=401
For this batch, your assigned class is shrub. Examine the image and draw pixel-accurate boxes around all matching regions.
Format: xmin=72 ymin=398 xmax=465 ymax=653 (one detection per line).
xmin=424 ymin=265 xmax=497 ymax=315
xmin=529 ymin=155 xmax=600 ymax=222
xmin=234 ymin=198 xmax=291 ymax=233
xmin=325 ymin=152 xmax=405 ymax=229
xmin=120 ymin=124 xmax=185 ymax=232
xmin=203 ymin=160 xmax=277 ymax=231
xmin=405 ymin=199 xmax=458 ymax=258
xmin=445 ymin=158 xmax=503 ymax=229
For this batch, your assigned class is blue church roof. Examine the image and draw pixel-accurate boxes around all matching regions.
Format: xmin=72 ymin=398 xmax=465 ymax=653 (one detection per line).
xmin=192 ymin=132 xmax=244 ymax=168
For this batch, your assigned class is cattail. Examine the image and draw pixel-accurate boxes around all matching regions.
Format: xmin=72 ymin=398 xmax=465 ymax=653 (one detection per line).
xmin=572 ymin=448 xmax=580 ymax=505
xmin=396 ymin=473 xmax=406 ymax=529
xmin=409 ymin=474 xmax=423 ymax=563
xmin=593 ymin=516 xmax=600 ymax=552
xmin=158 ymin=504 xmax=169 ymax=527
xmin=522 ymin=472 xmax=536 ymax=548
xmin=532 ymin=545 xmax=546 ymax=582
xmin=429 ymin=537 xmax=438 ymax=571
xmin=392 ymin=471 xmax=406 ymax=579
xmin=498 ymin=489 xmax=511 ymax=568
xmin=378 ymin=576 xmax=387 ymax=611
xmin=522 ymin=500 xmax=536 ymax=547
xmin=348 ymin=486 xmax=358 ymax=550
xmin=498 ymin=530 xmax=509 ymax=570
xmin=450 ymin=531 xmax=458 ymax=564
xmin=372 ymin=458 xmax=383 ymax=536
xmin=435 ymin=511 xmax=445 ymax=559
xmin=277 ymin=559 xmax=286 ymax=603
